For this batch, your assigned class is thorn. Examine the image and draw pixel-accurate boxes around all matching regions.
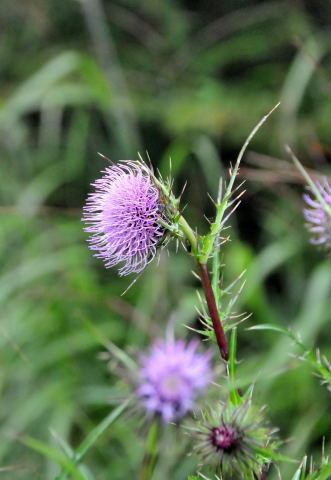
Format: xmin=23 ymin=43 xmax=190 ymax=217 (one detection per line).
xmin=177 ymin=203 xmax=188 ymax=216
xmin=121 ymin=274 xmax=142 ymax=296
xmin=207 ymin=192 xmax=217 ymax=206
xmin=220 ymin=200 xmax=242 ymax=228
xmin=145 ymin=150 xmax=153 ymax=170
xmin=178 ymin=180 xmax=187 ymax=200
xmin=97 ymin=152 xmax=114 ymax=164
xmin=191 ymin=270 xmax=201 ymax=281
xmin=169 ymin=175 xmax=175 ymax=192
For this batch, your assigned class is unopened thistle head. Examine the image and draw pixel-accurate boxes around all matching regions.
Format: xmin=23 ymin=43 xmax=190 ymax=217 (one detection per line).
xmin=303 ymin=177 xmax=331 ymax=249
xmin=191 ymin=400 xmax=277 ymax=477
xmin=83 ymin=161 xmax=167 ymax=275
xmin=137 ymin=339 xmax=212 ymax=423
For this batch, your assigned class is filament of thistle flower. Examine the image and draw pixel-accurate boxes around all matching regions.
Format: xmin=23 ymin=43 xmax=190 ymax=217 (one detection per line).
xmin=199 ymin=263 xmax=229 ymax=361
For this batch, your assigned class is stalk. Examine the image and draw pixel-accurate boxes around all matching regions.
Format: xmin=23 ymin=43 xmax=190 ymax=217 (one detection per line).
xmin=199 ymin=262 xmax=229 ymax=361
xmin=176 ymin=105 xmax=281 ymax=362
xmin=178 ymin=215 xmax=198 ymax=255
xmin=177 ymin=214 xmax=228 ymax=360
xmin=139 ymin=420 xmax=160 ymax=480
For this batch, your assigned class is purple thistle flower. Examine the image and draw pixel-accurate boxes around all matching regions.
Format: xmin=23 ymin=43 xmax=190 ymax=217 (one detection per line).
xmin=137 ymin=339 xmax=212 ymax=423
xmin=83 ymin=161 xmax=165 ymax=275
xmin=303 ymin=177 xmax=331 ymax=249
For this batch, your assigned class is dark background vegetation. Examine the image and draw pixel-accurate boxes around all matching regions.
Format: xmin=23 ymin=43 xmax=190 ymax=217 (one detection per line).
xmin=0 ymin=1 xmax=330 ymax=478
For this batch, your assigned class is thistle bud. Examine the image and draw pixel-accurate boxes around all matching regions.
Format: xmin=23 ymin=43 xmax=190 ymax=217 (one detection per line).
xmin=190 ymin=399 xmax=277 ymax=477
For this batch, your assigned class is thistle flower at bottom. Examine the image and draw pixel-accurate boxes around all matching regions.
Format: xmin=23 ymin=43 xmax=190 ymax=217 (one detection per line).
xmin=137 ymin=338 xmax=213 ymax=423
xmin=189 ymin=399 xmax=278 ymax=478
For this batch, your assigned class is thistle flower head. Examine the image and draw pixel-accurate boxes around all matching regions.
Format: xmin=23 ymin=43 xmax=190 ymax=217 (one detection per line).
xmin=137 ymin=339 xmax=212 ymax=423
xmin=191 ymin=399 xmax=277 ymax=477
xmin=303 ymin=177 xmax=331 ymax=249
xmin=83 ymin=161 xmax=166 ymax=275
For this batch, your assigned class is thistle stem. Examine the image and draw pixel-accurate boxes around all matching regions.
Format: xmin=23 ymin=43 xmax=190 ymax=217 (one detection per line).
xmin=177 ymin=215 xmax=228 ymax=361
xmin=199 ymin=103 xmax=280 ymax=264
xmin=139 ymin=420 xmax=160 ymax=480
xmin=178 ymin=215 xmax=198 ymax=255
xmin=199 ymin=262 xmax=229 ymax=361
xmin=258 ymin=464 xmax=271 ymax=479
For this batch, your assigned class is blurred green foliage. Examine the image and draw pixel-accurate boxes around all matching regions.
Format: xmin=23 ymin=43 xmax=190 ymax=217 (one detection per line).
xmin=0 ymin=0 xmax=331 ymax=478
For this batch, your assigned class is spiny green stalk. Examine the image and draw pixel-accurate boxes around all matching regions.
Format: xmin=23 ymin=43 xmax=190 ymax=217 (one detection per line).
xmin=177 ymin=104 xmax=280 ymax=362
xmin=199 ymin=102 xmax=280 ymax=265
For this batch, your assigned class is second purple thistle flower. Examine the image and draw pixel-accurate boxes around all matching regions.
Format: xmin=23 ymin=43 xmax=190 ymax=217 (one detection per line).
xmin=137 ymin=339 xmax=212 ymax=423
xmin=83 ymin=161 xmax=165 ymax=276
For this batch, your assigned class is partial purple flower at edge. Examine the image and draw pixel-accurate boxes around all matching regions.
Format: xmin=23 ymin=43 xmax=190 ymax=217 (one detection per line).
xmin=137 ymin=339 xmax=212 ymax=423
xmin=303 ymin=177 xmax=331 ymax=248
xmin=83 ymin=161 xmax=164 ymax=276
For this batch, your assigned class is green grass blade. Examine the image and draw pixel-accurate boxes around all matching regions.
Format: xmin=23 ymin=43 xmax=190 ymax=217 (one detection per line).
xmin=20 ymin=436 xmax=86 ymax=480
xmin=229 ymin=327 xmax=241 ymax=406
xmin=75 ymin=399 xmax=131 ymax=462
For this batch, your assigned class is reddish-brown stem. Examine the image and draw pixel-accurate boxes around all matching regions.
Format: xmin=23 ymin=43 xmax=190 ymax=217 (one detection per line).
xmin=257 ymin=464 xmax=270 ymax=480
xmin=199 ymin=263 xmax=229 ymax=361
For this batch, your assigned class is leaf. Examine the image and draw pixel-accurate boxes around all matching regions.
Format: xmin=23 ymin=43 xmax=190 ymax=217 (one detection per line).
xmin=75 ymin=399 xmax=131 ymax=462
xmin=20 ymin=436 xmax=86 ymax=480
xmin=229 ymin=328 xmax=242 ymax=406
xmin=307 ymin=462 xmax=331 ymax=480
xmin=247 ymin=323 xmax=304 ymax=348
xmin=291 ymin=457 xmax=307 ymax=480
xmin=55 ymin=400 xmax=131 ymax=480
xmin=253 ymin=445 xmax=297 ymax=464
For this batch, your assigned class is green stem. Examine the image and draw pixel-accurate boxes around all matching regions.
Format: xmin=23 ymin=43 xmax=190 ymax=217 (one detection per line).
xmin=229 ymin=328 xmax=242 ymax=405
xmin=139 ymin=420 xmax=160 ymax=480
xmin=178 ymin=215 xmax=198 ymax=255
xmin=211 ymin=234 xmax=221 ymax=308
